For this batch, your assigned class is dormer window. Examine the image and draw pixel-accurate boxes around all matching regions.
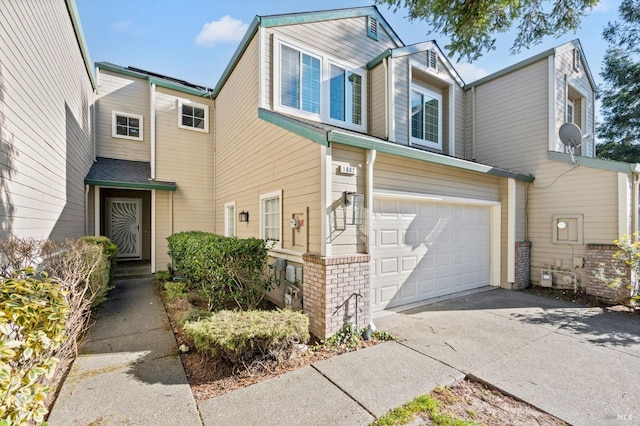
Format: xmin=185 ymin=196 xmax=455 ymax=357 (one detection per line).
xmin=410 ymin=84 xmax=442 ymax=150
xmin=280 ymin=45 xmax=321 ymax=114
xmin=329 ymin=64 xmax=362 ymax=126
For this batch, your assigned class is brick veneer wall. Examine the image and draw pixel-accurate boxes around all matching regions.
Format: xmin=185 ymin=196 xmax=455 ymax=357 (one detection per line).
xmin=585 ymin=244 xmax=629 ymax=300
xmin=302 ymin=253 xmax=370 ymax=339
xmin=514 ymin=241 xmax=531 ymax=290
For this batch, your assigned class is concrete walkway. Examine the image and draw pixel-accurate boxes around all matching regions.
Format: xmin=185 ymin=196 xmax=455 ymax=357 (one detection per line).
xmin=50 ymin=280 xmax=639 ymax=425
xmin=48 ymin=277 xmax=200 ymax=425
xmin=200 ymin=289 xmax=640 ymax=426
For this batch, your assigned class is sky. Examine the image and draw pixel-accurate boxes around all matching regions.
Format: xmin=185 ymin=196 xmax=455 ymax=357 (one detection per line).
xmin=75 ymin=0 xmax=621 ymax=92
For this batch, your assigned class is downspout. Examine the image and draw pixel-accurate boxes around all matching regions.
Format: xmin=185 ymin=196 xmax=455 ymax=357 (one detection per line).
xmin=320 ymin=145 xmax=332 ymax=257
xmin=212 ymin=97 xmax=217 ymax=234
xmin=633 ymin=174 xmax=639 ymax=237
xmin=366 ymin=149 xmax=377 ymax=330
xmin=507 ymin=178 xmax=516 ymax=286
xmin=384 ymin=57 xmax=389 ymax=139
xmin=471 ymin=86 xmax=476 ymax=160
xmin=150 ymin=83 xmax=156 ymax=179
xmin=84 ymin=185 xmax=89 ymax=235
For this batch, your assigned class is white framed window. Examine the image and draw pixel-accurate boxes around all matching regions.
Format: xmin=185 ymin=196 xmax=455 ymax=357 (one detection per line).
xmin=410 ymin=84 xmax=442 ymax=150
xmin=260 ymin=190 xmax=282 ymax=248
xmin=178 ymin=101 xmax=209 ymax=133
xmin=274 ymin=36 xmax=366 ymax=131
xmin=224 ymin=202 xmax=236 ymax=237
xmin=328 ymin=62 xmax=364 ymax=128
xmin=566 ymin=100 xmax=574 ymax=123
xmin=112 ymin=111 xmax=143 ymax=141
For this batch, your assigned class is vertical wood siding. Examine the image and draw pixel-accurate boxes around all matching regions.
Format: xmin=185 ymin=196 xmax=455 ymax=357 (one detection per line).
xmin=0 ymin=0 xmax=95 ymax=239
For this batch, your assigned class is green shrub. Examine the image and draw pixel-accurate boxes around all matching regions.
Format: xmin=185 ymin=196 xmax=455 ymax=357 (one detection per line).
xmin=164 ymin=281 xmax=188 ymax=300
xmin=167 ymin=232 xmax=273 ymax=311
xmin=0 ymin=270 xmax=70 ymax=424
xmin=181 ymin=308 xmax=213 ymax=324
xmin=79 ymin=235 xmax=118 ymax=283
xmin=154 ymin=270 xmax=171 ymax=284
xmin=183 ymin=310 xmax=309 ymax=363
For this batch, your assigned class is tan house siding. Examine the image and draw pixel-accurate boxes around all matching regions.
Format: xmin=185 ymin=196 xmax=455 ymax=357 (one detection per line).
xmin=0 ymin=0 xmax=94 ymax=239
xmin=331 ymin=145 xmax=367 ymax=254
xmin=96 ymin=69 xmax=150 ymax=162
xmin=215 ymin=35 xmax=323 ymax=254
xmin=263 ymin=16 xmax=397 ymax=109
xmin=374 ymin=154 xmax=500 ymax=202
xmin=473 ymin=59 xmax=549 ymax=174
xmin=554 ymin=47 xmax=595 ymax=157
xmin=369 ymin=63 xmax=387 ymax=139
xmin=154 ymin=87 xmax=214 ymax=234
xmin=155 ymin=190 xmax=172 ymax=270
xmin=528 ymin=163 xmax=619 ymax=286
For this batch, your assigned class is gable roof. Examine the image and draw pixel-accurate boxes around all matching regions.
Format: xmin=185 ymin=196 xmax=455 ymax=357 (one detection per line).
xmin=96 ymin=62 xmax=213 ymax=98
xmin=65 ymin=0 xmax=96 ymax=90
xmin=464 ymin=40 xmax=596 ymax=90
xmin=259 ymin=108 xmax=534 ymax=182
xmin=367 ymin=41 xmax=465 ymax=86
xmin=212 ymin=6 xmax=403 ymax=98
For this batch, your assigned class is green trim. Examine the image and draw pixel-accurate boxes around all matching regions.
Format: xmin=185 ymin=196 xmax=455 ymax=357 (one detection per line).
xmin=65 ymin=0 xmax=97 ymax=90
xmin=96 ymin=62 xmax=212 ymax=98
xmin=464 ymin=48 xmax=555 ymax=89
xmin=258 ymin=109 xmax=328 ymax=146
xmin=328 ymin=130 xmax=535 ymax=182
xmin=212 ymin=17 xmax=261 ymax=98
xmin=85 ymin=179 xmax=177 ymax=191
xmin=260 ymin=7 xmax=402 ymax=46
xmin=367 ymin=49 xmax=391 ymax=70
xmin=547 ymin=151 xmax=640 ymax=174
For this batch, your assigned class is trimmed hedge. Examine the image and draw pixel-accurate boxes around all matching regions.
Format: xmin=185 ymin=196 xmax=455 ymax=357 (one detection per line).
xmin=167 ymin=232 xmax=273 ymax=310
xmin=183 ymin=310 xmax=309 ymax=363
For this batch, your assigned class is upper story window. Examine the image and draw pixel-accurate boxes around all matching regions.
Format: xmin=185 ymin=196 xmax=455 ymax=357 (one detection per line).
xmin=112 ymin=111 xmax=143 ymax=141
xmin=410 ymin=84 xmax=442 ymax=150
xmin=274 ymin=36 xmax=366 ymax=132
xmin=566 ymin=100 xmax=574 ymax=123
xmin=178 ymin=101 xmax=209 ymax=133
xmin=329 ymin=64 xmax=362 ymax=126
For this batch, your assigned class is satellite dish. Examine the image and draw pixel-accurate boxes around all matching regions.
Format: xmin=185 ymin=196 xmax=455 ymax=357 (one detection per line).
xmin=559 ymin=122 xmax=582 ymax=148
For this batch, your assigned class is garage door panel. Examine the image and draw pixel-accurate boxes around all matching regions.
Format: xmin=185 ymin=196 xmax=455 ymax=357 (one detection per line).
xmin=372 ymin=197 xmax=491 ymax=312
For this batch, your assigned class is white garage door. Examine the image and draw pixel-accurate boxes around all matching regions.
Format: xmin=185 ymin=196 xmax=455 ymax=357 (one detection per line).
xmin=371 ymin=197 xmax=491 ymax=313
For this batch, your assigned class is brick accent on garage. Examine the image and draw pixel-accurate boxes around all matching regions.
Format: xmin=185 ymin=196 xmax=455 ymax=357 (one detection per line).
xmin=584 ymin=244 xmax=630 ymax=301
xmin=514 ymin=241 xmax=531 ymax=290
xmin=302 ymin=253 xmax=370 ymax=340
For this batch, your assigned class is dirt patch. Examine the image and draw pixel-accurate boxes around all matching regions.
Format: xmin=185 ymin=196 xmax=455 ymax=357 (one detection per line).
xmin=524 ymin=286 xmax=639 ymax=314
xmin=414 ymin=379 xmax=567 ymax=425
xmin=161 ymin=290 xmax=375 ymax=402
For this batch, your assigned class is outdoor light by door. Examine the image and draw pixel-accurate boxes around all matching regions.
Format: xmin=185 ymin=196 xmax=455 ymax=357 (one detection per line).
xmin=342 ymin=191 xmax=364 ymax=226
xmin=238 ymin=211 xmax=249 ymax=222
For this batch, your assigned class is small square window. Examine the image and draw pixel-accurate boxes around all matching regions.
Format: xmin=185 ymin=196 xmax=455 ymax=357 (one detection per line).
xmin=178 ymin=101 xmax=209 ymax=133
xmin=112 ymin=111 xmax=143 ymax=141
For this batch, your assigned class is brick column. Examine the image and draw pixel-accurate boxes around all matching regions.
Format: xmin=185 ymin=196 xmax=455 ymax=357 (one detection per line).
xmin=514 ymin=241 xmax=531 ymax=290
xmin=585 ymin=244 xmax=629 ymax=301
xmin=302 ymin=254 xmax=370 ymax=340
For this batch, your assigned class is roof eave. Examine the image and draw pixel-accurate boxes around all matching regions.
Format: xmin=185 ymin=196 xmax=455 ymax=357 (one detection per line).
xmin=65 ymin=0 xmax=97 ymax=90
xmin=548 ymin=151 xmax=640 ymax=174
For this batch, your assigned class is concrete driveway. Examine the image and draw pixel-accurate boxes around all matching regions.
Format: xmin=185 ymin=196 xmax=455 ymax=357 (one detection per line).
xmin=376 ymin=288 xmax=640 ymax=425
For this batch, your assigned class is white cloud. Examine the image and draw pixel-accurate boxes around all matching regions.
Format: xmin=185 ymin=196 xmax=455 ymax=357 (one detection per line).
xmin=113 ymin=19 xmax=134 ymax=32
xmin=455 ymin=63 xmax=490 ymax=83
xmin=195 ymin=15 xmax=248 ymax=47
xmin=592 ymin=0 xmax=614 ymax=13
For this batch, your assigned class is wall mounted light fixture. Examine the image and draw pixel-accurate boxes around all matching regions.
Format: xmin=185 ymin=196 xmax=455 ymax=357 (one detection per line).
xmin=239 ymin=211 xmax=249 ymax=222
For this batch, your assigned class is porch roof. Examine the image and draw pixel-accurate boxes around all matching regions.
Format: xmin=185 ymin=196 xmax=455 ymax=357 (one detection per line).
xmin=85 ymin=157 xmax=177 ymax=191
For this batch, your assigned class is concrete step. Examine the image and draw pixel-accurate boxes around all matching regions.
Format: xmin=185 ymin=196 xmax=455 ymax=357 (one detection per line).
xmin=114 ymin=262 xmax=152 ymax=279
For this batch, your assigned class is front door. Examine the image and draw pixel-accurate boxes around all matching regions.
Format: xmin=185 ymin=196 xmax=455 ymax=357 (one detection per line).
xmin=106 ymin=198 xmax=142 ymax=259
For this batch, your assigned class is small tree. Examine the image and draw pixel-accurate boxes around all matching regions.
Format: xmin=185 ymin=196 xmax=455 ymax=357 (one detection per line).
xmin=595 ymin=234 xmax=640 ymax=303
